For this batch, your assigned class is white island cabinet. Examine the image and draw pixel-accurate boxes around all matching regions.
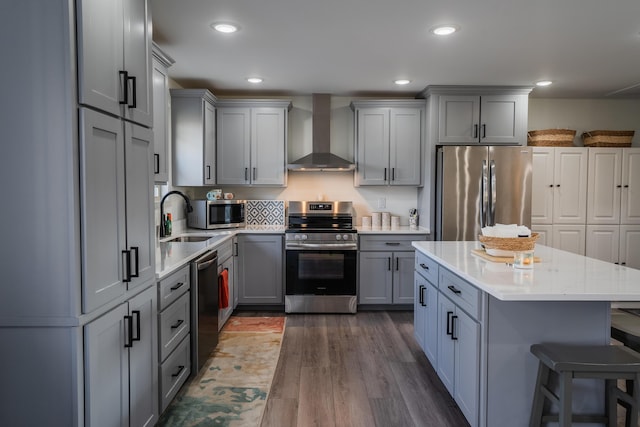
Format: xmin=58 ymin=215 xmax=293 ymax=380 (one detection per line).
xmin=412 ymin=241 xmax=640 ymax=427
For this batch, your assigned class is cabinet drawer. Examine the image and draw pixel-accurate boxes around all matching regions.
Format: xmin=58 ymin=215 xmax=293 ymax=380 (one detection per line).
xmin=160 ymin=335 xmax=191 ymax=412
xmin=159 ymin=292 xmax=190 ymax=362
xmin=158 ymin=265 xmax=190 ymax=311
xmin=216 ymin=238 xmax=234 ymax=264
xmin=360 ymin=234 xmax=427 ymax=251
xmin=415 ymin=251 xmax=438 ymax=284
xmin=439 ymin=268 xmax=481 ymax=320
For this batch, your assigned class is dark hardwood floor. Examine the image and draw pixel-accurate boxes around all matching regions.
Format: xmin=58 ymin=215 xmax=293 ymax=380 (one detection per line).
xmin=252 ymin=311 xmax=470 ymax=427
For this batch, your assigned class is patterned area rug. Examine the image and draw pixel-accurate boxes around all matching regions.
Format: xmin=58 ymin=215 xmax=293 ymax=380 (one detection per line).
xmin=159 ymin=316 xmax=285 ymax=426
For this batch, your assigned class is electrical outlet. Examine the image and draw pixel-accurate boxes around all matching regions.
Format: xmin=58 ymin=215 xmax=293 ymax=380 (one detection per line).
xmin=377 ymin=197 xmax=386 ymax=209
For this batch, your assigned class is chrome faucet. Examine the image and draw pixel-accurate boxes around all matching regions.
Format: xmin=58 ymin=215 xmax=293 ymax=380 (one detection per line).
xmin=160 ymin=190 xmax=193 ymax=238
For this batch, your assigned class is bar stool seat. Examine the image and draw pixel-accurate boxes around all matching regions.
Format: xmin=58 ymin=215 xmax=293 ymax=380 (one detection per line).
xmin=529 ymin=343 xmax=640 ymax=427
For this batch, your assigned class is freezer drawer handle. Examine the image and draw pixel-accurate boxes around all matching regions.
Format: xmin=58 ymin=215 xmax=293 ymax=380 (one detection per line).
xmin=447 ymin=285 xmax=462 ymax=295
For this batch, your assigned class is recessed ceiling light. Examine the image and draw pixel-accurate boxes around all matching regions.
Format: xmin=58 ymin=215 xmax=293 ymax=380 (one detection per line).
xmin=431 ymin=25 xmax=458 ymax=36
xmin=211 ymin=23 xmax=239 ymax=33
xmin=394 ymin=79 xmax=411 ymax=85
xmin=247 ymin=77 xmax=263 ymax=84
xmin=536 ymin=80 xmax=553 ymax=87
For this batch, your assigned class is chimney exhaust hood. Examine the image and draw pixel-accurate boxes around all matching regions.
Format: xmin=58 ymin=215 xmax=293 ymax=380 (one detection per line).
xmin=287 ymin=94 xmax=355 ymax=172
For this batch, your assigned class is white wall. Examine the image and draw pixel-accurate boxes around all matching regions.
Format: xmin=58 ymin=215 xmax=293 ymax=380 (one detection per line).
xmin=528 ymin=98 xmax=640 ymax=146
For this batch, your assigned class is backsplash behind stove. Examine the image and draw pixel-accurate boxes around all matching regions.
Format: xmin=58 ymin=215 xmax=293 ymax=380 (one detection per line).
xmin=246 ymin=200 xmax=286 ymax=225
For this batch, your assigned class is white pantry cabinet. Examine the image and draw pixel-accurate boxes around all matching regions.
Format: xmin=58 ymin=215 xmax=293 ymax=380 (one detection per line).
xmin=77 ymin=0 xmax=152 ymax=127
xmin=171 ymin=89 xmax=218 ymax=186
xmin=152 ymin=44 xmax=174 ymax=184
xmin=351 ymin=100 xmax=425 ymax=186
xmin=216 ymin=100 xmax=292 ymax=186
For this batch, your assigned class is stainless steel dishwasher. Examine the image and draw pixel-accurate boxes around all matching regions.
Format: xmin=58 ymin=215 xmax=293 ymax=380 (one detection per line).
xmin=190 ymin=250 xmax=218 ymax=376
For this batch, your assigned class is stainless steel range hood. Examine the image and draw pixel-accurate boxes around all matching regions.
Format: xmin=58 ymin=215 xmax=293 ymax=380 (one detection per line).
xmin=287 ymin=94 xmax=355 ymax=171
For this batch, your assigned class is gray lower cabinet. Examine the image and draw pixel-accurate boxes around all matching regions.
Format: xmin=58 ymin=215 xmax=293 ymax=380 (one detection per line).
xmin=84 ymin=285 xmax=158 ymax=427
xmin=414 ymin=271 xmax=438 ymax=365
xmin=359 ymin=234 xmax=427 ymax=304
xmin=236 ymin=234 xmax=284 ymax=304
xmin=218 ymin=239 xmax=235 ymax=329
xmin=157 ymin=265 xmax=191 ymax=412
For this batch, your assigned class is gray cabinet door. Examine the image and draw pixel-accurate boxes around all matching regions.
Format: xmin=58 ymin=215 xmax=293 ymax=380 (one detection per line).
xmin=217 ymin=108 xmax=251 ymax=184
xmin=152 ymin=54 xmax=170 ymax=183
xmin=414 ymin=275 xmax=427 ymax=350
xmin=251 ymin=107 xmax=286 ymax=185
xmin=423 ymin=278 xmax=439 ymax=366
xmin=356 ymin=108 xmax=390 ymax=185
xmin=237 ymin=234 xmax=283 ymax=304
xmin=479 ymin=95 xmax=522 ymax=144
xmin=437 ymin=295 xmax=456 ymax=395
xmin=129 ymin=286 xmax=158 ymax=427
xmin=438 ymin=95 xmax=480 ymax=144
xmin=203 ymin=100 xmax=216 ymax=185
xmin=84 ymin=302 xmax=130 ymax=427
xmin=125 ymin=123 xmax=155 ymax=291
xmin=80 ymin=108 xmax=127 ymax=313
xmin=453 ymin=307 xmax=480 ymax=426
xmin=358 ymin=251 xmax=393 ymax=304
xmin=390 ymin=108 xmax=422 ymax=185
xmin=392 ymin=252 xmax=415 ymax=304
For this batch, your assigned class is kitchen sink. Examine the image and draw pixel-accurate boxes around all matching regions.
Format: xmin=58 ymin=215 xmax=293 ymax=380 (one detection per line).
xmin=165 ymin=235 xmax=212 ymax=243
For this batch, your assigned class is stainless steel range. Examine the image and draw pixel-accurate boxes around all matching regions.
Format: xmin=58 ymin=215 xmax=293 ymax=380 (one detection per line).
xmin=285 ymin=201 xmax=357 ymax=313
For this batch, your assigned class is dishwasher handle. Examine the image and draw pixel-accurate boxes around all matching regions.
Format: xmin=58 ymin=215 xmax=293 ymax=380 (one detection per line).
xmin=195 ymin=251 xmax=218 ymax=271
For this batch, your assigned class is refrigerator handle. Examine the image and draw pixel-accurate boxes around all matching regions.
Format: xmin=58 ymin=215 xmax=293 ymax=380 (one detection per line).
xmin=481 ymin=159 xmax=488 ymax=228
xmin=490 ymin=159 xmax=496 ymax=226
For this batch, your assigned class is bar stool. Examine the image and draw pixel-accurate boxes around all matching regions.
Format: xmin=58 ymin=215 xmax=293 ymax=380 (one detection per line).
xmin=529 ymin=343 xmax=640 ymax=427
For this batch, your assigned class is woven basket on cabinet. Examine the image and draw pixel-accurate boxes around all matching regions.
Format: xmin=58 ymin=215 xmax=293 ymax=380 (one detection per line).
xmin=527 ymin=129 xmax=576 ymax=147
xmin=581 ymin=130 xmax=634 ymax=147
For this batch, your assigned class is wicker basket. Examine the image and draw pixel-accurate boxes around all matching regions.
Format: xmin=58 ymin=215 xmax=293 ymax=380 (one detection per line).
xmin=527 ymin=129 xmax=576 ymax=147
xmin=478 ymin=233 xmax=539 ymax=252
xmin=581 ymin=130 xmax=634 ymax=147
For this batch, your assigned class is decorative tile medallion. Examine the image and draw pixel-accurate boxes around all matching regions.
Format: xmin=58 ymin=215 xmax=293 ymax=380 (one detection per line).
xmin=246 ymin=200 xmax=285 ymax=225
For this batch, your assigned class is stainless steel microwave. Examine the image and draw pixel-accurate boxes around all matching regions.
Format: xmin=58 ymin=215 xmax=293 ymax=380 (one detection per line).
xmin=187 ymin=200 xmax=246 ymax=230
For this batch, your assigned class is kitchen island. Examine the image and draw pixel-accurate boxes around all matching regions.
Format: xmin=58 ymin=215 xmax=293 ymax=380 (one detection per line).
xmin=412 ymin=241 xmax=640 ymax=427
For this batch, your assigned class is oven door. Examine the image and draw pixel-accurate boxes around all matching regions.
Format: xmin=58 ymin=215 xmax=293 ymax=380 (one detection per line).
xmin=286 ymin=249 xmax=357 ymax=295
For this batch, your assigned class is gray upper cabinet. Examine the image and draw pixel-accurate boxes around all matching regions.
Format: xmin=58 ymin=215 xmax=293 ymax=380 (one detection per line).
xmin=171 ymin=89 xmax=218 ymax=186
xmin=420 ymin=86 xmax=532 ymax=146
xmin=216 ymin=100 xmax=291 ymax=186
xmin=152 ymin=44 xmax=174 ymax=184
xmin=351 ymin=100 xmax=424 ymax=186
xmin=77 ymin=0 xmax=153 ymax=128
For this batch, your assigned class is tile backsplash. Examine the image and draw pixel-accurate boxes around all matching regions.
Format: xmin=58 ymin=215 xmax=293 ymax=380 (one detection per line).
xmin=246 ymin=200 xmax=286 ymax=225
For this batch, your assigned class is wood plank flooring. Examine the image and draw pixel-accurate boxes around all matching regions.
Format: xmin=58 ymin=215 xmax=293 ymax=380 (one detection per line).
xmin=248 ymin=311 xmax=470 ymax=427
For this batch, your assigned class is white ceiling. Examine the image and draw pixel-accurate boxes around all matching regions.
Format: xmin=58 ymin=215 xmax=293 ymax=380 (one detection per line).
xmin=150 ymin=0 xmax=640 ymax=98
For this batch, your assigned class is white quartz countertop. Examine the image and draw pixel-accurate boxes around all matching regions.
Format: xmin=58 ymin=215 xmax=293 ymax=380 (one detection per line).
xmin=356 ymin=225 xmax=430 ymax=234
xmin=412 ymin=241 xmax=640 ymax=301
xmin=155 ymin=226 xmax=286 ymax=279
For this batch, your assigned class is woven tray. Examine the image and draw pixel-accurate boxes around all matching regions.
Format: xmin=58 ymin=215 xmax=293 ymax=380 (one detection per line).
xmin=527 ymin=129 xmax=576 ymax=147
xmin=478 ymin=233 xmax=539 ymax=252
xmin=581 ymin=130 xmax=634 ymax=147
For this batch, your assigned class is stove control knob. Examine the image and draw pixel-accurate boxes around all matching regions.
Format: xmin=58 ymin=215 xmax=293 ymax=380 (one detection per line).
xmin=342 ymin=234 xmax=350 ymax=241
xmin=335 ymin=234 xmax=342 ymax=240
xmin=301 ymin=234 xmax=308 ymax=240
xmin=294 ymin=234 xmax=301 ymax=240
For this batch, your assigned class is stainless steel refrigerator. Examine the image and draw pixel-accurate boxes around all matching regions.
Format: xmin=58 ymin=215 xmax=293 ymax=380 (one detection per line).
xmin=435 ymin=145 xmax=533 ymax=241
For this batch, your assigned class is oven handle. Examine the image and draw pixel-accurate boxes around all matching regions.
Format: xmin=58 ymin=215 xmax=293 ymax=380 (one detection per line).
xmin=286 ymin=242 xmax=357 ymax=250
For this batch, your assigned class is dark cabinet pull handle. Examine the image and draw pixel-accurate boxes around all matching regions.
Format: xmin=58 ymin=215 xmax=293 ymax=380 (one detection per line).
xmin=396 ymin=257 xmax=399 ymax=271
xmin=385 ymin=242 xmax=400 ymax=246
xmin=549 ymin=184 xmax=554 ymax=188
xmin=124 ymin=315 xmax=133 ymax=348
xmin=624 ymin=184 xmax=629 ymax=188
xmin=127 ymin=75 xmax=137 ymax=108
xmin=122 ymin=250 xmax=132 ymax=282
xmin=392 ymin=168 xmax=395 ymax=181
xmin=206 ymin=165 xmax=211 ymax=180
xmin=420 ymin=263 xmax=429 ymax=270
xmin=132 ymin=310 xmax=141 ymax=341
xmin=621 ymin=262 xmax=627 ymax=265
xmin=130 ymin=246 xmax=139 ymax=278
xmin=473 ymin=124 xmax=478 ymax=138
xmin=384 ymin=167 xmax=387 ymax=181
xmin=171 ymin=365 xmax=185 ymax=378
xmin=451 ymin=315 xmax=458 ymax=340
xmin=170 ymin=282 xmax=185 ymax=291
xmin=617 ymin=185 xmax=622 ymax=188
xmin=419 ymin=285 xmax=426 ymax=306
xmin=388 ymin=257 xmax=391 ymax=271
xmin=233 ymin=242 xmax=239 ymax=256
xmin=446 ymin=311 xmax=454 ymax=336
xmin=556 ymin=184 xmax=560 ymax=187
xmin=170 ymin=319 xmax=184 ymax=330
xmin=154 ymin=153 xmax=160 ymax=174
xmin=244 ymin=168 xmax=248 ymax=181
xmin=253 ymin=167 xmax=257 ymax=180
xmin=481 ymin=124 xmax=486 ymax=139
xmin=119 ymin=70 xmax=129 ymax=105
xmin=447 ymin=285 xmax=462 ymax=295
